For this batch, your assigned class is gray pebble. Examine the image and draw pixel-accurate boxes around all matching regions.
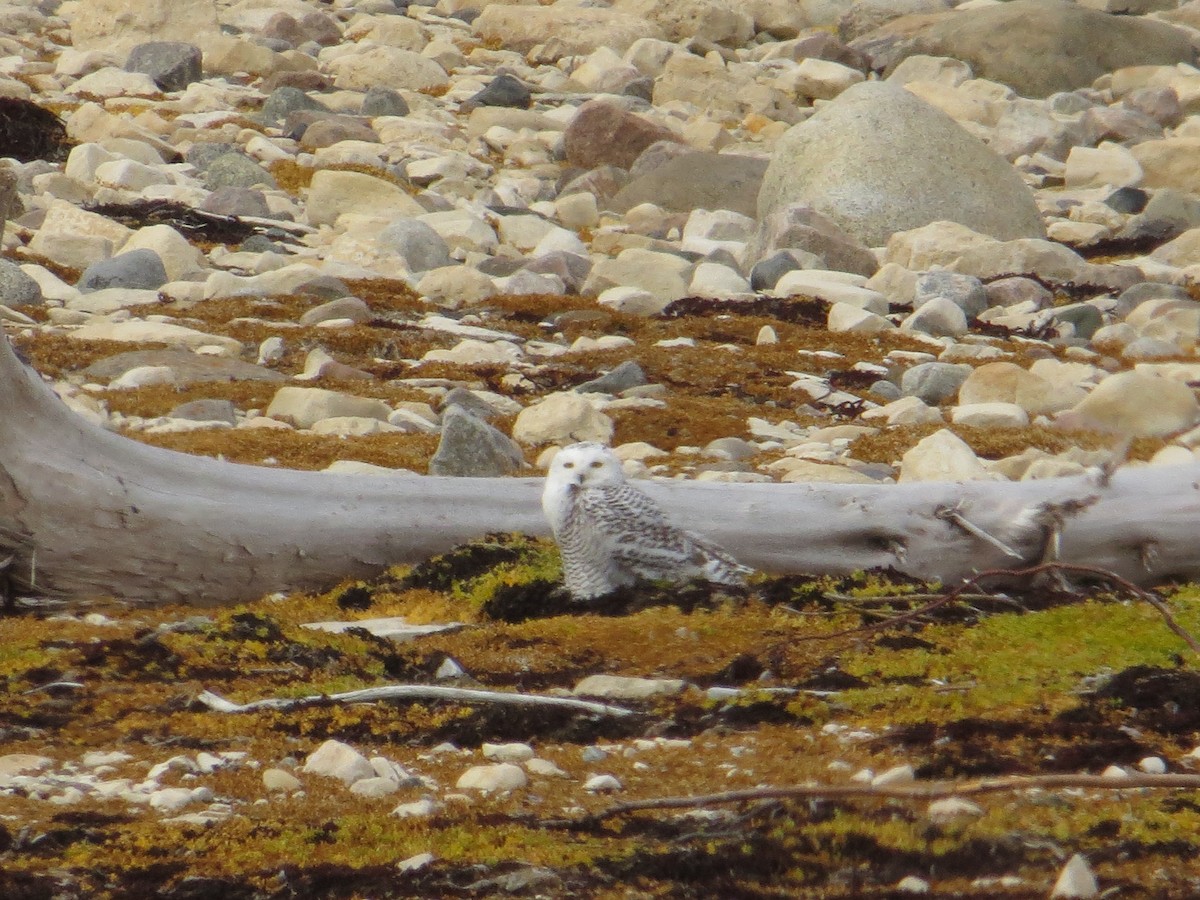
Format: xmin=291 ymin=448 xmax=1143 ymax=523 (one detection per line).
xmin=428 ymin=406 xmax=525 ymax=477
xmin=77 ymin=249 xmax=168 ymax=293
xmin=202 ymin=152 xmax=277 ymax=191
xmin=378 ymin=219 xmax=453 ymax=273
xmin=125 ymin=41 xmax=202 ymax=92
xmin=360 ymin=86 xmax=409 ymax=117
xmin=914 ymin=271 xmax=987 ymax=318
xmin=0 ymin=258 xmax=43 ymax=306
xmin=466 ymin=73 xmax=531 ymax=109
xmin=260 ymin=86 xmax=330 ymax=126
xmin=900 ymin=362 xmax=972 ymax=405
xmin=576 ymin=359 xmax=648 ymax=394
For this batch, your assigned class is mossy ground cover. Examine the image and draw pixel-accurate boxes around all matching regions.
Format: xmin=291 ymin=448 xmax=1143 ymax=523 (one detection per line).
xmin=3 ymin=544 xmax=1200 ymax=898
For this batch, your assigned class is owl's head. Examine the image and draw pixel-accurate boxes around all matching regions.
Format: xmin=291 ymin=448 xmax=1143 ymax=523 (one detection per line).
xmin=546 ymin=442 xmax=625 ymax=489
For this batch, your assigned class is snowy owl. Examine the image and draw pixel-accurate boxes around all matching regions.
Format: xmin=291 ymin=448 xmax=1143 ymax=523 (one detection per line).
xmin=542 ymin=442 xmax=752 ymax=599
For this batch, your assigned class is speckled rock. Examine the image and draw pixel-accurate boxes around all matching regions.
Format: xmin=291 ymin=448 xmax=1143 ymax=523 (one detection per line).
xmin=758 ymin=81 xmax=1045 ymax=246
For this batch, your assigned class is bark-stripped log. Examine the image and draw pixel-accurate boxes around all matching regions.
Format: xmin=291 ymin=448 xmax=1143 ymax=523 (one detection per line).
xmin=1 ymin=327 xmax=1198 ymax=605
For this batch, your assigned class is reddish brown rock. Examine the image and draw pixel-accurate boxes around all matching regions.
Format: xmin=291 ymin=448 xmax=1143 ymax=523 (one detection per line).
xmin=563 ymin=100 xmax=683 ymax=172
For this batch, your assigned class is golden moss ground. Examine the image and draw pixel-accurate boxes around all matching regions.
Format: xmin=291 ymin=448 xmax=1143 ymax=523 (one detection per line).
xmin=3 ymin=552 xmax=1200 ymax=897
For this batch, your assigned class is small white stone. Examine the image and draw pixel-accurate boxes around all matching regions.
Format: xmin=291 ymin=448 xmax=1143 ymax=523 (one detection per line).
xmin=525 ymin=758 xmax=569 ymax=778
xmin=148 ymin=787 xmax=197 ymax=813
xmin=927 ymin=796 xmax=985 ymax=822
xmin=1050 ymin=853 xmax=1099 ymax=899
xmin=756 ymin=325 xmax=778 ymax=345
xmin=456 ymin=763 xmax=527 ymax=793
xmin=262 ymin=768 xmax=302 ymax=793
xmin=896 ymin=875 xmax=930 ymax=894
xmin=482 ymin=742 xmax=535 ymax=763
xmin=349 ymin=776 xmax=401 ymax=798
xmin=397 ymin=851 xmax=435 ymax=872
xmin=583 ymin=774 xmax=622 ymax=793
xmin=1138 ymin=756 xmax=1167 ymax=774
xmin=1101 ymin=764 xmax=1129 ymax=779
xmin=573 ymin=674 xmax=687 ymax=700
xmin=435 ymin=657 xmax=466 ymax=679
xmin=392 ymin=798 xmax=439 ymax=819
xmin=301 ymin=740 xmax=376 ymax=785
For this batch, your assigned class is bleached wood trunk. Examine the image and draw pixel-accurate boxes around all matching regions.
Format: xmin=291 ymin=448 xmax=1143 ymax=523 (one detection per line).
xmin=1 ymin=328 xmax=1197 ymax=605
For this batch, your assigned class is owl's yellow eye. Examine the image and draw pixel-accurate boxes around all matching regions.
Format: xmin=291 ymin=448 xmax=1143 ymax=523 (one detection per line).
xmin=562 ymin=461 xmax=574 ymax=469
xmin=590 ymin=460 xmax=604 ymax=468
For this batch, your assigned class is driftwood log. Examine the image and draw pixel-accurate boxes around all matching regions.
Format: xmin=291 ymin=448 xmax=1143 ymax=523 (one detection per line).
xmin=2 ymin=326 xmax=1199 ymax=605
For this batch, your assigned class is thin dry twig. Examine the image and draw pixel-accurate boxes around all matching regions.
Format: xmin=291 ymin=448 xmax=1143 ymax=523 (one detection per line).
xmin=585 ymin=773 xmax=1200 ymax=823
xmin=195 ymin=685 xmax=637 ymax=718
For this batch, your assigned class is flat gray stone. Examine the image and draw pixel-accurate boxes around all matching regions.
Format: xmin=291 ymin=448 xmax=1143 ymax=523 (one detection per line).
xmin=82 ymin=350 xmax=286 ymax=385
xmin=428 ymin=406 xmax=525 ymax=477
xmin=0 ymin=259 xmax=43 ymax=306
xmin=125 ymin=41 xmax=202 ymax=92
xmin=576 ymin=359 xmax=648 ymax=394
xmin=202 ymin=152 xmax=277 ymax=190
xmin=900 ymin=361 xmax=972 ymax=405
xmin=913 ymin=271 xmax=987 ymax=318
xmin=77 ymin=249 xmax=168 ymax=293
xmin=746 ymin=204 xmax=879 ymax=277
xmin=610 ymin=152 xmax=768 ymax=217
xmin=378 ymin=219 xmax=453 ymax=273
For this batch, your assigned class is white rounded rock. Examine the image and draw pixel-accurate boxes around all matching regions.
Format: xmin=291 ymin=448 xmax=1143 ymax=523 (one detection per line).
xmin=1138 ymin=756 xmax=1167 ymax=774
xmin=266 ymin=387 xmax=391 ymax=429
xmin=482 ymin=742 xmax=535 ymax=763
xmin=262 ymin=768 xmax=302 ymax=793
xmin=301 ymin=739 xmax=376 ymax=786
xmin=456 ymin=763 xmax=527 ymax=793
xmin=899 ymin=430 xmax=993 ymax=483
xmin=512 ymin=392 xmax=614 ymax=446
xmin=583 ymin=774 xmax=623 ymax=793
xmin=1051 ymin=853 xmax=1098 ymax=899
xmin=950 ymin=402 xmax=1029 ymax=428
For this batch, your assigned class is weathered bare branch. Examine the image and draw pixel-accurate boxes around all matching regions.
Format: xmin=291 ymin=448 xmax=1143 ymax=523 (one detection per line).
xmin=6 ymin=326 xmax=1200 ymax=605
xmin=586 ymin=773 xmax=1200 ymax=822
xmin=195 ymin=685 xmax=636 ymax=718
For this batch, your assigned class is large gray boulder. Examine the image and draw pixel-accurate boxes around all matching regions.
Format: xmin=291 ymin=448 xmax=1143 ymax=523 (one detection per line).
xmin=757 ymin=81 xmax=1044 ymax=248
xmin=880 ymin=0 xmax=1197 ymax=99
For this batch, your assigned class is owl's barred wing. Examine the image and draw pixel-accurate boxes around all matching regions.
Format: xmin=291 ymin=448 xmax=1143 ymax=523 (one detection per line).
xmin=683 ymin=530 xmax=754 ymax=585
xmin=578 ymin=483 xmax=750 ymax=585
